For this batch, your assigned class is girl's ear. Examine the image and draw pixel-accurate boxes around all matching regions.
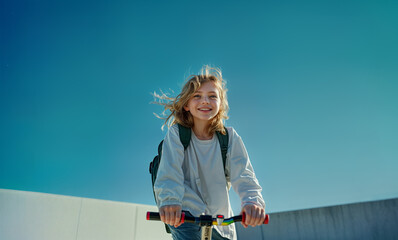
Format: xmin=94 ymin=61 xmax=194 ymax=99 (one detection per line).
xmin=184 ymin=105 xmax=190 ymax=111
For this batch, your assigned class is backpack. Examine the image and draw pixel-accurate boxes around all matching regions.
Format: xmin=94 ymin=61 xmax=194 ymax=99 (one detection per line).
xmin=149 ymin=123 xmax=229 ymax=233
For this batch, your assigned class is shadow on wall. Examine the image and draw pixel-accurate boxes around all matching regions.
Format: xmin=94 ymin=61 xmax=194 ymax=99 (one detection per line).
xmin=237 ymin=198 xmax=398 ymax=240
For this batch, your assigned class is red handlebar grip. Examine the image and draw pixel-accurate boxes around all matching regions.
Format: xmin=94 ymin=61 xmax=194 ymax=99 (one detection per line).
xmin=180 ymin=212 xmax=186 ymax=223
xmin=242 ymin=213 xmax=270 ymax=224
xmin=264 ymin=214 xmax=269 ymax=224
xmin=146 ymin=212 xmax=161 ymax=221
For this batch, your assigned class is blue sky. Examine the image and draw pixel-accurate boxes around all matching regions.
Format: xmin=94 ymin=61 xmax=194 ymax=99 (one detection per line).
xmin=1 ymin=0 xmax=397 ymax=214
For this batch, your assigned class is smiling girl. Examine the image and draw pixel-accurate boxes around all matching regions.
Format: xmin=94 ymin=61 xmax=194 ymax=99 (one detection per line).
xmin=153 ymin=65 xmax=266 ymax=240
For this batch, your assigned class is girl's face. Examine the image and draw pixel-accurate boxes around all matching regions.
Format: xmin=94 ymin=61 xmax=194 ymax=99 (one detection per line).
xmin=184 ymin=81 xmax=221 ymax=124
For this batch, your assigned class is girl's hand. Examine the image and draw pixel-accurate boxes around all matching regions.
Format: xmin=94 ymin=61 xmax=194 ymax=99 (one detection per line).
xmin=240 ymin=204 xmax=266 ymax=228
xmin=159 ymin=205 xmax=182 ymax=228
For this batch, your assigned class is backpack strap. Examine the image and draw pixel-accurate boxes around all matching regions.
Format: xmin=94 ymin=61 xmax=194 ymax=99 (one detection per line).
xmin=177 ymin=124 xmax=191 ymax=149
xmin=216 ymin=127 xmax=229 ymax=178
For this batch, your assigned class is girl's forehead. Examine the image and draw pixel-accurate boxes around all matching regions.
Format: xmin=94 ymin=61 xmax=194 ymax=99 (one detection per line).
xmin=196 ymin=81 xmax=220 ymax=92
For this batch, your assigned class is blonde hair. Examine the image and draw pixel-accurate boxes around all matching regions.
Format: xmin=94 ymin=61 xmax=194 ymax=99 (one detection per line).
xmin=153 ymin=65 xmax=229 ymax=135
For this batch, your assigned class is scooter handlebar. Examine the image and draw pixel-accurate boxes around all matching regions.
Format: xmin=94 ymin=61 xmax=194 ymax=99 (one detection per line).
xmin=146 ymin=211 xmax=269 ymax=225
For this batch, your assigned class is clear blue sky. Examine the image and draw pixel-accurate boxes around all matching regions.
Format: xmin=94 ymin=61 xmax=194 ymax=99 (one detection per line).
xmin=1 ymin=0 xmax=397 ymax=214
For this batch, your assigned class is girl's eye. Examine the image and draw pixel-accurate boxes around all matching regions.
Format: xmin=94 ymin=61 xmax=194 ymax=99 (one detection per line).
xmin=210 ymin=95 xmax=218 ymax=99
xmin=193 ymin=95 xmax=201 ymax=98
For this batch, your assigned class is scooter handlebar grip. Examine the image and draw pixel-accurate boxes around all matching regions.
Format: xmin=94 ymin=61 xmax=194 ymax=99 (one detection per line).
xmin=146 ymin=212 xmax=161 ymax=221
xmin=242 ymin=213 xmax=270 ymax=225
xmin=180 ymin=212 xmax=185 ymax=223
xmin=146 ymin=211 xmax=186 ymax=223
xmin=264 ymin=214 xmax=270 ymax=224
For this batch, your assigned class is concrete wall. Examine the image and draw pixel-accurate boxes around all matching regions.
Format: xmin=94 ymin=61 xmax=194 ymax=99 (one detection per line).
xmin=0 ymin=189 xmax=171 ymax=240
xmin=237 ymin=198 xmax=398 ymax=240
xmin=2 ymin=189 xmax=397 ymax=240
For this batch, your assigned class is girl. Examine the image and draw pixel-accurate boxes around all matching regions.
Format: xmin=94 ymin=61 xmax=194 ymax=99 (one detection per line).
xmin=153 ymin=65 xmax=266 ymax=240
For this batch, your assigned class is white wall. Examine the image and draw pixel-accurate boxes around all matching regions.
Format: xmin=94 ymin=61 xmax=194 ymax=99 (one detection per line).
xmin=0 ymin=189 xmax=172 ymax=240
xmin=5 ymin=188 xmax=395 ymax=240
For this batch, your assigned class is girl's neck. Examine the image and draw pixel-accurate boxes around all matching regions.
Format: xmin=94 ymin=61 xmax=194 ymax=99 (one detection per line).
xmin=192 ymin=121 xmax=212 ymax=140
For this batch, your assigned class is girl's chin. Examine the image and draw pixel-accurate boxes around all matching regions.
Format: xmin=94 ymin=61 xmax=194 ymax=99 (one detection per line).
xmin=192 ymin=116 xmax=215 ymax=122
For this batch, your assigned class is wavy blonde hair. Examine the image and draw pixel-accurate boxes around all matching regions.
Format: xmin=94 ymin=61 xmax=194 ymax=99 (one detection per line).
xmin=153 ymin=65 xmax=229 ymax=135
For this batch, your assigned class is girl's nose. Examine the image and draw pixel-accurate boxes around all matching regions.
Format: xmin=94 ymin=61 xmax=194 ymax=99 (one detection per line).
xmin=202 ymin=96 xmax=210 ymax=103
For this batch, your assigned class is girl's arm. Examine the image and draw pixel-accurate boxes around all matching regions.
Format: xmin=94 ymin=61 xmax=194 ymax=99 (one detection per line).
xmin=227 ymin=128 xmax=266 ymax=225
xmin=154 ymin=125 xmax=185 ymax=212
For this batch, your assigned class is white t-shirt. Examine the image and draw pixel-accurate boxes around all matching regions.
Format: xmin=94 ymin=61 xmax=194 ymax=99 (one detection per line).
xmin=154 ymin=124 xmax=265 ymax=240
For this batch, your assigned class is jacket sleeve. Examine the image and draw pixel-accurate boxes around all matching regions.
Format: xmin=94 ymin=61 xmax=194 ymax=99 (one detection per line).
xmin=227 ymin=128 xmax=266 ymax=209
xmin=154 ymin=125 xmax=185 ymax=208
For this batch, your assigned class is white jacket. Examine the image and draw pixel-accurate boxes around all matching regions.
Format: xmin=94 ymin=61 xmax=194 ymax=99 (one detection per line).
xmin=154 ymin=125 xmax=265 ymax=239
